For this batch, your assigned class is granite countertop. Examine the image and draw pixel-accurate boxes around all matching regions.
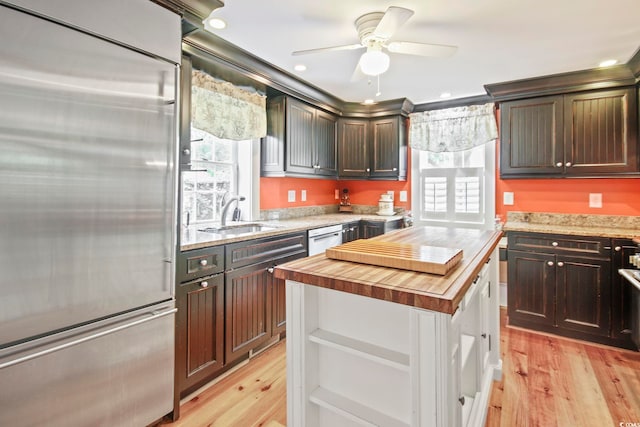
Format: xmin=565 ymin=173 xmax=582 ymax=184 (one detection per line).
xmin=503 ymin=212 xmax=640 ymax=239
xmin=180 ymin=213 xmax=405 ymax=251
xmin=274 ymin=226 xmax=502 ymax=314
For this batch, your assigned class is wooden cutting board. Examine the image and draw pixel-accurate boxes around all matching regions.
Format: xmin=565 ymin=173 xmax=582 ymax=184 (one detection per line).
xmin=326 ymin=240 xmax=463 ymax=275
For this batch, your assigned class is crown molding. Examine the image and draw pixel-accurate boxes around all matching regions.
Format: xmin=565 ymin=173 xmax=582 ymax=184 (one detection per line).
xmin=412 ymin=94 xmax=493 ymax=112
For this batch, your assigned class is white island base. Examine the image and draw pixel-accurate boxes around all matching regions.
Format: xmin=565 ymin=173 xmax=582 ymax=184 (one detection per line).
xmin=285 ymin=251 xmax=501 ymax=427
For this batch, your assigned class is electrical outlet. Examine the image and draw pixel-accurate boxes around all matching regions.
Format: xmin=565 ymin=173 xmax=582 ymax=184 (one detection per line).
xmin=589 ymin=193 xmax=602 ymax=208
xmin=503 ymin=192 xmax=514 ymax=206
xmin=301 ymin=190 xmax=307 ymax=202
xmin=288 ymin=190 xmax=296 ymax=203
xmin=399 ymin=191 xmax=407 ymax=202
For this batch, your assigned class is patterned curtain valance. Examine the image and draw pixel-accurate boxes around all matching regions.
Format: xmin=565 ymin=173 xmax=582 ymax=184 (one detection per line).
xmin=409 ymin=102 xmax=498 ymax=152
xmin=191 ymin=70 xmax=267 ymax=141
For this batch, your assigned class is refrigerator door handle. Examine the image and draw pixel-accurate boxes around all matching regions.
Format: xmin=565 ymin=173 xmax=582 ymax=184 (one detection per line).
xmin=0 ymin=307 xmax=177 ymax=370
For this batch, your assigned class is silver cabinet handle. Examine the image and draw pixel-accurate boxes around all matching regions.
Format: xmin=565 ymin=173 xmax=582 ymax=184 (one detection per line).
xmin=199 ymin=259 xmax=208 ymax=266
xmin=614 ymin=246 xmax=622 ymax=252
xmin=555 ymin=162 xmax=563 ymax=167
xmin=565 ymin=162 xmax=572 ymax=167
xmin=200 ymin=281 xmax=208 ymax=288
xmin=366 ymin=168 xmax=370 ymax=172
xmin=392 ymin=167 xmax=397 ymax=171
xmin=183 ymin=148 xmax=191 ymax=156
xmin=552 ymin=242 xmax=558 ymax=247
xmin=547 ymin=261 xmax=554 ymax=266
xmin=267 ymin=267 xmax=274 ymax=274
xmin=557 ymin=262 xmax=564 ymax=267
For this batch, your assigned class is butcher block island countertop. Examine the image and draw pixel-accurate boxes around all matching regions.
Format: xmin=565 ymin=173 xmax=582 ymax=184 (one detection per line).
xmin=274 ymin=225 xmax=502 ymax=314
xmin=279 ymin=225 xmax=502 ymax=427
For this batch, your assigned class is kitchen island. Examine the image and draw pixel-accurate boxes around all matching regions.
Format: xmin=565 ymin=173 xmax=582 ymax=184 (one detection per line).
xmin=274 ymin=226 xmax=502 ymax=427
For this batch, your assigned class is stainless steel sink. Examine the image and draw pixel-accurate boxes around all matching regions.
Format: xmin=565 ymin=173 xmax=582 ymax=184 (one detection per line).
xmin=198 ymin=223 xmax=278 ymax=237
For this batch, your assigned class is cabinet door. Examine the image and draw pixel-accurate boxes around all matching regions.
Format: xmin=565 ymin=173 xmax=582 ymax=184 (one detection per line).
xmin=338 ymin=118 xmax=369 ymax=177
xmin=225 ymin=261 xmax=273 ymax=364
xmin=342 ymin=221 xmax=361 ymax=243
xmin=370 ymin=117 xmax=401 ymax=178
xmin=261 ymin=96 xmax=286 ymax=176
xmin=507 ymin=250 xmax=556 ymax=328
xmin=611 ymin=240 xmax=636 ymax=341
xmin=564 ymin=87 xmax=638 ymax=175
xmin=175 ymin=274 xmax=225 ymax=396
xmin=286 ymin=98 xmax=316 ymax=174
xmin=315 ymin=109 xmax=337 ymax=176
xmin=500 ymin=96 xmax=564 ymax=177
xmin=362 ymin=221 xmax=385 ymax=239
xmin=556 ymin=255 xmax=611 ymax=337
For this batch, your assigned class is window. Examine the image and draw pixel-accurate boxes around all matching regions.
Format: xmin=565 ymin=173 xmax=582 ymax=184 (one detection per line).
xmin=413 ymin=142 xmax=495 ymax=228
xmin=182 ymin=127 xmax=238 ymax=224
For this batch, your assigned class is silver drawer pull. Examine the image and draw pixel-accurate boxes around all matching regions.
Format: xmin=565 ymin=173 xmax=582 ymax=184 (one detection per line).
xmin=557 ymin=262 xmax=564 ymax=267
xmin=565 ymin=162 xmax=572 ymax=167
xmin=199 ymin=259 xmax=208 ymax=266
xmin=547 ymin=261 xmax=554 ymax=266
xmin=555 ymin=162 xmax=563 ymax=167
xmin=614 ymin=246 xmax=622 ymax=252
xmin=200 ymin=281 xmax=208 ymax=288
xmin=267 ymin=267 xmax=274 ymax=274
xmin=551 ymin=242 xmax=558 ymax=247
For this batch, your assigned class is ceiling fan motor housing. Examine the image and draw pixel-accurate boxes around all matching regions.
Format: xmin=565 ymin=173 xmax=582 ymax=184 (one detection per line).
xmin=355 ymin=12 xmax=385 ymax=45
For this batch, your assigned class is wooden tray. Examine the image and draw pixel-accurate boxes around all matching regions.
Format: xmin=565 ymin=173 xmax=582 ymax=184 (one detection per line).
xmin=326 ymin=240 xmax=463 ymax=275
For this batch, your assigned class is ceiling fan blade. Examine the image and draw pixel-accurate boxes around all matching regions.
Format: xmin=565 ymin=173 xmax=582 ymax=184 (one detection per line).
xmin=387 ymin=41 xmax=458 ymax=57
xmin=350 ymin=55 xmax=367 ymax=82
xmin=292 ymin=43 xmax=364 ymax=56
xmin=373 ymin=6 xmax=414 ymax=39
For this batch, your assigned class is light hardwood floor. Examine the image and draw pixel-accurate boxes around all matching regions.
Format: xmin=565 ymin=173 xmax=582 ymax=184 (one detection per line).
xmin=163 ymin=308 xmax=640 ymax=427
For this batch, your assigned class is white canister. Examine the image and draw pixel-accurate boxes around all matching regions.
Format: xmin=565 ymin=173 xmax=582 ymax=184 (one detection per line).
xmin=378 ymin=195 xmax=394 ymax=215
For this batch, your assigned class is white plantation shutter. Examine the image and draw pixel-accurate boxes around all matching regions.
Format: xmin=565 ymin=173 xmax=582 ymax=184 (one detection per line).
xmin=420 ymin=167 xmax=484 ymax=223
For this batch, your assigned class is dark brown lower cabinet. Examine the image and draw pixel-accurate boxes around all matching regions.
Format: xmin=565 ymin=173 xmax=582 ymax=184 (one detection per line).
xmin=272 ymin=275 xmax=287 ymax=336
xmin=507 ymin=250 xmax=555 ymax=328
xmin=555 ymin=255 xmax=610 ymax=337
xmin=611 ymin=239 xmax=637 ymax=341
xmin=175 ymin=273 xmax=224 ymax=397
xmin=225 ymin=261 xmax=273 ymax=364
xmin=507 ymin=232 xmax=635 ymax=349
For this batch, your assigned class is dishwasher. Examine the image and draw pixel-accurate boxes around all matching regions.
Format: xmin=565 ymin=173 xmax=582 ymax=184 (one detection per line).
xmin=308 ymin=224 xmax=343 ymax=256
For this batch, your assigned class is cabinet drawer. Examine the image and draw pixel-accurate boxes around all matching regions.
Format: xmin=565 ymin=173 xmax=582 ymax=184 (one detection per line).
xmin=508 ymin=232 xmax=610 ymax=257
xmin=225 ymin=232 xmax=307 ymax=270
xmin=177 ymin=245 xmax=225 ymax=282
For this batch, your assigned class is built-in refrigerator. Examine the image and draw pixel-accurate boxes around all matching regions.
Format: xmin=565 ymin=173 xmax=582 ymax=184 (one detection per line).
xmin=0 ymin=2 xmax=178 ymax=425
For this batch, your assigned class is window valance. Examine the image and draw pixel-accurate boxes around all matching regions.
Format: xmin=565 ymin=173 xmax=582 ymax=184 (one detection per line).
xmin=191 ymin=70 xmax=267 ymax=141
xmin=409 ymin=102 xmax=497 ymax=152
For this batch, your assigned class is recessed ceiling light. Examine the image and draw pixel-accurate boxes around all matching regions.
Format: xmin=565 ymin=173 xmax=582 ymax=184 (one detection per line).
xmin=599 ymin=59 xmax=617 ymax=68
xmin=294 ymin=64 xmax=307 ymax=72
xmin=440 ymin=92 xmax=451 ymax=99
xmin=363 ymin=99 xmax=375 ymax=105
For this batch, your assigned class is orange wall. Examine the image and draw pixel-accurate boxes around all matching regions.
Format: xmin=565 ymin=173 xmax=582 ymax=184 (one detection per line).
xmin=495 ymin=176 xmax=640 ymax=217
xmin=260 ymin=153 xmax=412 ymax=210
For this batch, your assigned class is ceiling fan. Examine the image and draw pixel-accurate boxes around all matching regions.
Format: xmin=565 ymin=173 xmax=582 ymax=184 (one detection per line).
xmin=292 ymin=6 xmax=458 ymax=77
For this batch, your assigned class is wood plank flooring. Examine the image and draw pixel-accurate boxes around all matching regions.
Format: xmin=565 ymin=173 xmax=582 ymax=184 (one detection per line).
xmin=162 ymin=308 xmax=640 ymax=427
xmin=486 ymin=309 xmax=640 ymax=427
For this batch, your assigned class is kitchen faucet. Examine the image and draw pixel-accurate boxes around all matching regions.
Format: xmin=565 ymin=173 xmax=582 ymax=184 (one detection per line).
xmin=220 ymin=193 xmax=245 ymax=226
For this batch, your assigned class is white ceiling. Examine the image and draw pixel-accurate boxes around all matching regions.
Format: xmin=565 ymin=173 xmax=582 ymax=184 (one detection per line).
xmin=204 ymin=0 xmax=640 ymax=105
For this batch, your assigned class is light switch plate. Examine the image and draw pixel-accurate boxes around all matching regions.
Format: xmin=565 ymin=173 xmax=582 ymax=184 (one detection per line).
xmin=335 ymin=189 xmax=339 ymax=199
xmin=288 ymin=190 xmax=296 ymax=203
xmin=503 ymin=192 xmax=514 ymax=206
xmin=301 ymin=190 xmax=307 ymax=202
xmin=399 ymin=190 xmax=407 ymax=202
xmin=589 ymin=193 xmax=602 ymax=208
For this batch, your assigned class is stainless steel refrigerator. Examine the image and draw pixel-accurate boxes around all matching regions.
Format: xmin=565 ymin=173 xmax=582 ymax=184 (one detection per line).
xmin=0 ymin=3 xmax=177 ymax=425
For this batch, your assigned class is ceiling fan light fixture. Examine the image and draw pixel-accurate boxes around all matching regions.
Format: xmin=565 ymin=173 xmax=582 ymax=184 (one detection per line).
xmin=360 ymin=49 xmax=390 ymax=76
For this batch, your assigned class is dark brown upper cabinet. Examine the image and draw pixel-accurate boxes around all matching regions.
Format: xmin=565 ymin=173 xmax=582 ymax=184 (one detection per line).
xmin=261 ymin=96 xmax=337 ymax=178
xmin=500 ymin=87 xmax=638 ymax=178
xmin=338 ymin=115 xmax=407 ymax=180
